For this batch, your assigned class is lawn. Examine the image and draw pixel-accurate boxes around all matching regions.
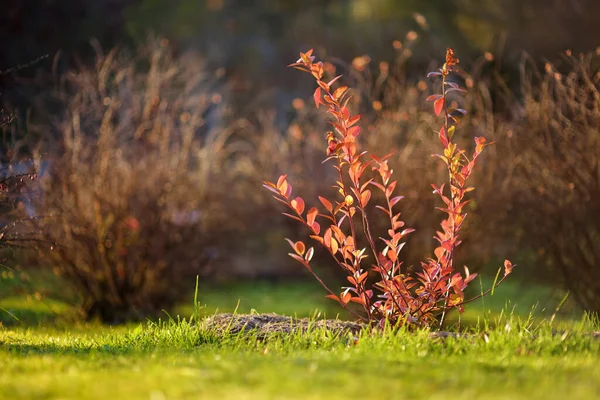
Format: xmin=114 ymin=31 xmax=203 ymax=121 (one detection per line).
xmin=0 ymin=276 xmax=598 ymax=399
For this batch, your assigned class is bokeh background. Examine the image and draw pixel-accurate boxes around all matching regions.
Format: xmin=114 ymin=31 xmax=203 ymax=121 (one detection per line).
xmin=1 ymin=0 xmax=599 ymax=323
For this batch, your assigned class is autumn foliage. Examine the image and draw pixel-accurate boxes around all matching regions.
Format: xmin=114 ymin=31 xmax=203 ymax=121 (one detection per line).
xmin=264 ymin=48 xmax=514 ymax=329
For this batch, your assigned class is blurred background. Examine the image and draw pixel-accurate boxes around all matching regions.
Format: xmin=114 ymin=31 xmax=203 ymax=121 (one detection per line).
xmin=0 ymin=0 xmax=599 ymax=324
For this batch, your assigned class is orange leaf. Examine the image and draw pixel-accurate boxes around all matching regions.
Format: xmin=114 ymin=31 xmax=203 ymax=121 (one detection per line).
xmin=306 ymin=207 xmax=318 ymax=226
xmin=305 ymin=247 xmax=315 ymax=262
xmin=318 ymin=196 xmax=333 ymax=213
xmin=434 ymin=246 xmax=445 ymax=261
xmin=290 ymin=197 xmax=305 ymax=215
xmin=333 ymin=86 xmax=349 ymax=101
xmin=310 ymin=235 xmax=324 ymax=244
xmin=426 ymin=94 xmax=443 ymax=102
xmin=295 ymin=241 xmax=306 ymax=256
xmin=341 ymin=291 xmax=351 ymax=305
xmin=357 ymin=271 xmax=369 ymax=284
xmin=313 ymin=87 xmax=322 ymax=108
xmin=288 ymin=253 xmax=306 ymax=265
xmin=326 ymin=294 xmax=340 ymax=302
xmin=448 ymin=293 xmax=463 ymax=307
xmin=438 ymin=126 xmax=449 ymax=148
xmin=434 ymin=97 xmax=445 ymax=116
xmin=311 ymin=221 xmax=321 ymax=235
xmin=347 ymin=114 xmax=361 ymax=127
xmin=323 ymin=227 xmax=332 ymax=245
xmin=340 ymin=107 xmax=350 ymax=120
xmin=504 ymin=260 xmax=514 ymax=276
xmin=360 ymin=190 xmax=371 ymax=207
xmin=331 ymin=238 xmax=339 ymax=254
xmin=347 ymin=126 xmax=360 ymax=137
xmin=276 ymin=174 xmax=287 ymax=189
xmin=387 ymin=247 xmax=397 ymax=262
xmin=349 ymin=297 xmax=365 ymax=305
xmin=327 ymin=75 xmax=343 ymax=87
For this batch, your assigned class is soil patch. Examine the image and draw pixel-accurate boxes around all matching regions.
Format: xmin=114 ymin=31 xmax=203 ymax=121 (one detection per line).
xmin=203 ymin=313 xmax=363 ymax=337
xmin=202 ymin=313 xmax=600 ymax=341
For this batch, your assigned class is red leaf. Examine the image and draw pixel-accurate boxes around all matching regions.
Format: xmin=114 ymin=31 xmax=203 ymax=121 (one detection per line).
xmin=305 ymin=247 xmax=315 ymax=262
xmin=323 ymin=228 xmax=332 ymax=249
xmin=386 ymin=247 xmax=397 ymax=262
xmin=333 ymin=86 xmax=349 ymax=101
xmin=349 ymin=297 xmax=365 ymax=305
xmin=390 ymin=195 xmax=404 ymax=207
xmin=347 ymin=114 xmax=361 ymax=127
xmin=465 ymin=272 xmax=477 ymax=285
xmin=313 ymin=87 xmax=322 ymax=108
xmin=504 ymin=260 xmax=514 ymax=276
xmin=326 ymin=294 xmax=340 ymax=302
xmin=426 ymin=94 xmax=443 ymax=102
xmin=311 ymin=221 xmax=321 ymax=235
xmin=400 ymin=228 xmax=416 ymax=236
xmin=327 ymin=75 xmax=343 ymax=87
xmin=288 ymin=253 xmax=306 ymax=265
xmin=330 ymin=238 xmax=339 ymax=254
xmin=263 ymin=183 xmax=280 ymax=194
xmin=285 ymin=238 xmax=304 ymax=256
xmin=438 ymin=126 xmax=449 ymax=148
xmin=341 ymin=291 xmax=351 ymax=305
xmin=306 ymin=207 xmax=318 ymax=226
xmin=370 ymin=181 xmax=385 ymax=192
xmin=434 ymin=97 xmax=445 ymax=116
xmin=290 ymin=197 xmax=305 ymax=215
xmin=434 ymin=246 xmax=445 ymax=261
xmin=347 ymin=126 xmax=360 ymax=137
xmin=357 ymin=271 xmax=369 ymax=284
xmin=340 ymin=107 xmax=350 ymax=120
xmin=318 ymin=196 xmax=333 ymax=213
xmin=276 ymin=175 xmax=288 ymax=189
xmin=360 ymin=190 xmax=371 ymax=207
xmin=310 ymin=235 xmax=324 ymax=245
xmin=281 ymin=212 xmax=304 ymax=223
xmin=295 ymin=241 xmax=306 ymax=255
xmin=375 ymin=205 xmax=391 ymax=216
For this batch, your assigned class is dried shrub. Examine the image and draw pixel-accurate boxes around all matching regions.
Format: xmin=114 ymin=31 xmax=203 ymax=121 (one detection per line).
xmin=485 ymin=51 xmax=600 ymax=313
xmin=28 ymin=39 xmax=233 ymax=323
xmin=0 ymin=58 xmax=46 ymax=276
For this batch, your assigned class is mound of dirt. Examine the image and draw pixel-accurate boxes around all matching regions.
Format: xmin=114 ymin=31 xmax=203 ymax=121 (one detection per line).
xmin=203 ymin=313 xmax=364 ymax=337
xmin=202 ymin=313 xmax=600 ymax=341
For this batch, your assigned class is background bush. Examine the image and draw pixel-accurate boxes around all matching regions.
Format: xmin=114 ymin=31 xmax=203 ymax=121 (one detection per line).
xmin=27 ymin=39 xmax=234 ymax=322
xmin=476 ymin=52 xmax=600 ymax=313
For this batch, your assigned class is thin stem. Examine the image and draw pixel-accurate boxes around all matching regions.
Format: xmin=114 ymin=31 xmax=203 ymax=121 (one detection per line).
xmin=439 ymin=71 xmax=458 ymax=330
xmin=336 ymin=159 xmax=372 ymax=321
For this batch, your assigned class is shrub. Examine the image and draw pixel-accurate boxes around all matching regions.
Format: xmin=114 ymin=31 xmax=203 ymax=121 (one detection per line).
xmin=29 ymin=39 xmax=233 ymax=323
xmin=482 ymin=51 xmax=600 ymax=313
xmin=0 ymin=59 xmax=43 ymax=278
xmin=265 ymin=49 xmax=514 ymax=329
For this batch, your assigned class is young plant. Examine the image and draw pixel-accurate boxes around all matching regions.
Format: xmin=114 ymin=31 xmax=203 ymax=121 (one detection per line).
xmin=264 ymin=49 xmax=514 ymax=329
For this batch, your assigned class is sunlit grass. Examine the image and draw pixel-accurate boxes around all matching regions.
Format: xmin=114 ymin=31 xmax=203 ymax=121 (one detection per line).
xmin=1 ymin=313 xmax=598 ymax=400
xmin=0 ymin=273 xmax=596 ymax=399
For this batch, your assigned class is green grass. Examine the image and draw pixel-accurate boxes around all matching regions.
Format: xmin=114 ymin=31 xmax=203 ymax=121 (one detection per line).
xmin=1 ymin=274 xmax=595 ymax=399
xmin=1 ymin=315 xmax=599 ymax=400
